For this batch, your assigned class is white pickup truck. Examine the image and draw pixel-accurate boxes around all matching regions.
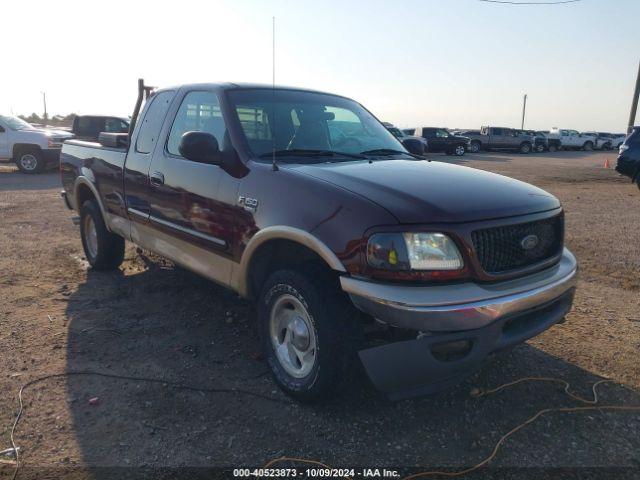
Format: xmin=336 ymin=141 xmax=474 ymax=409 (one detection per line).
xmin=547 ymin=128 xmax=597 ymax=151
xmin=0 ymin=115 xmax=73 ymax=173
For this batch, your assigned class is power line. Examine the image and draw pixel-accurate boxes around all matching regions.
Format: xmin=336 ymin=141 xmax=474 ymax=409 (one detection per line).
xmin=478 ymin=0 xmax=581 ymax=4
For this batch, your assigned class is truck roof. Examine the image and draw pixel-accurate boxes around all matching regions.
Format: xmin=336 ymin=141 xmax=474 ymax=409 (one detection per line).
xmin=155 ymin=82 xmax=350 ymax=99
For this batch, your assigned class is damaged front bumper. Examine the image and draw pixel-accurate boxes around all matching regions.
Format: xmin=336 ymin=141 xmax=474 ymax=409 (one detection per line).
xmin=341 ymin=248 xmax=578 ymax=400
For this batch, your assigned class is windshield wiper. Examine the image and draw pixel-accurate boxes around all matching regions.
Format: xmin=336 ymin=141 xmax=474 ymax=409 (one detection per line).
xmin=258 ymin=149 xmax=366 ymax=160
xmin=359 ymin=148 xmax=425 ymax=159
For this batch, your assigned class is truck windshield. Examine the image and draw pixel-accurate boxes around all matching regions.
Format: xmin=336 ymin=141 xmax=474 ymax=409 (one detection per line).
xmin=227 ymin=89 xmax=407 ymax=161
xmin=0 ymin=115 xmax=34 ymax=131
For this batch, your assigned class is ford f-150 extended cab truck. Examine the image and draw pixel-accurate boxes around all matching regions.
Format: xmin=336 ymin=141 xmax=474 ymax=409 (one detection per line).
xmin=0 ymin=115 xmax=73 ymax=173
xmin=466 ymin=127 xmax=535 ymax=154
xmin=60 ymin=81 xmax=577 ymax=402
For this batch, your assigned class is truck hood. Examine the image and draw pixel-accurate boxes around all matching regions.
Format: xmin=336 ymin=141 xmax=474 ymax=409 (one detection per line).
xmin=16 ymin=128 xmax=73 ymax=138
xmin=288 ymin=159 xmax=560 ymax=224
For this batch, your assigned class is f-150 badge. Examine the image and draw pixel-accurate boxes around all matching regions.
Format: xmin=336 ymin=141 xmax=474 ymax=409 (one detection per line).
xmin=238 ymin=196 xmax=259 ymax=212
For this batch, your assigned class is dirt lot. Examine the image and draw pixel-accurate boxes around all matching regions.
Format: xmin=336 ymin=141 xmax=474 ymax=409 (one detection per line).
xmin=1 ymin=150 xmax=639 ymax=479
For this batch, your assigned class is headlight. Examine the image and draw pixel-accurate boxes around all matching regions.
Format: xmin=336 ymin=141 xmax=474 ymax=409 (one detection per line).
xmin=619 ymin=144 xmax=629 ymax=153
xmin=367 ymin=232 xmax=463 ymax=271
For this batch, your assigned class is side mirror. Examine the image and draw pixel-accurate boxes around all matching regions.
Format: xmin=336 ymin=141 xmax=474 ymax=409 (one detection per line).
xmin=402 ymin=138 xmax=426 ymax=156
xmin=178 ymin=131 xmax=221 ymax=164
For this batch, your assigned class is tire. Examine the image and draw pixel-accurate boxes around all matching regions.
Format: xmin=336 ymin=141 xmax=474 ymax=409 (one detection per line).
xmin=15 ymin=149 xmax=44 ymax=174
xmin=519 ymin=142 xmax=532 ymax=154
xmin=548 ymin=144 xmax=558 ymax=153
xmin=583 ymin=141 xmax=593 ymax=151
xmin=258 ymin=268 xmax=360 ymax=402
xmin=79 ymin=200 xmax=125 ymax=270
xmin=603 ymin=143 xmax=612 ymax=151
xmin=453 ymin=144 xmax=466 ymax=156
xmin=469 ymin=141 xmax=481 ymax=153
xmin=535 ymin=144 xmax=545 ymax=153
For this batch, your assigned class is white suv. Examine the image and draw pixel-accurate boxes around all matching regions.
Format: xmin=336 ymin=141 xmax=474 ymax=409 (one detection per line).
xmin=0 ymin=115 xmax=73 ymax=173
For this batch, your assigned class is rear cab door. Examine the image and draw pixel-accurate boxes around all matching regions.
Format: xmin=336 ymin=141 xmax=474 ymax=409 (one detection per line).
xmin=124 ymin=89 xmax=177 ymax=223
xmin=489 ymin=127 xmax=504 ymax=147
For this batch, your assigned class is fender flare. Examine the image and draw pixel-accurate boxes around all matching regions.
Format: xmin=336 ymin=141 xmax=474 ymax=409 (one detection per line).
xmin=235 ymin=226 xmax=347 ymax=298
xmin=73 ymin=174 xmax=111 ymax=231
xmin=12 ymin=143 xmax=42 ymax=160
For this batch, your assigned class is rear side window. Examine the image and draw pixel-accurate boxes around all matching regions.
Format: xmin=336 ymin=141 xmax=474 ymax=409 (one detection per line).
xmin=105 ymin=118 xmax=129 ymax=133
xmin=492 ymin=128 xmax=503 ymax=136
xmin=76 ymin=117 xmax=102 ymax=136
xmin=167 ymin=91 xmax=227 ymax=156
xmin=135 ymin=91 xmax=175 ymax=154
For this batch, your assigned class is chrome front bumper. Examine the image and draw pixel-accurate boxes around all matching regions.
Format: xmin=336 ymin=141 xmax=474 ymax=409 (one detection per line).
xmin=341 ymin=248 xmax=577 ymax=333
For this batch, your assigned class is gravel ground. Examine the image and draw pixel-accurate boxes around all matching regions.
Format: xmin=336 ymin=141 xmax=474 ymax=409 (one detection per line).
xmin=1 ymin=150 xmax=639 ymax=479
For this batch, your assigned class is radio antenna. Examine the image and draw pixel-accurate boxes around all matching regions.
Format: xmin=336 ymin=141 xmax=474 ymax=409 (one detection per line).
xmin=271 ymin=16 xmax=278 ymax=171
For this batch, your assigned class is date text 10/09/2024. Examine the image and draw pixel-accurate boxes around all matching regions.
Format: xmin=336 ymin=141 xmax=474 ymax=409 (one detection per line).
xmin=233 ymin=468 xmax=401 ymax=478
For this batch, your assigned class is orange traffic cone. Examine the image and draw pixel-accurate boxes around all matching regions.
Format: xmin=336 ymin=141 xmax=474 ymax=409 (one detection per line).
xmin=603 ymin=158 xmax=610 ymax=169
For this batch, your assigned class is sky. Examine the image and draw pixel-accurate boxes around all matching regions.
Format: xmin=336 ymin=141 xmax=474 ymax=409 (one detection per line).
xmin=2 ymin=0 xmax=639 ymax=132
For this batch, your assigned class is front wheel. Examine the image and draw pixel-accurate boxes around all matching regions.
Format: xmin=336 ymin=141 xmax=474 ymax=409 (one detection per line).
xmin=583 ymin=141 xmax=593 ymax=151
xmin=535 ymin=144 xmax=545 ymax=153
xmin=15 ymin=149 xmax=44 ymax=174
xmin=469 ymin=141 xmax=481 ymax=153
xmin=453 ymin=144 xmax=466 ymax=156
xmin=80 ymin=200 xmax=125 ymax=270
xmin=258 ymin=269 xmax=359 ymax=402
xmin=548 ymin=144 xmax=558 ymax=153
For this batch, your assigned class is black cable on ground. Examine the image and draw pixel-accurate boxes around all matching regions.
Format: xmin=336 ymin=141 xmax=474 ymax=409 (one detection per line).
xmin=4 ymin=370 xmax=289 ymax=480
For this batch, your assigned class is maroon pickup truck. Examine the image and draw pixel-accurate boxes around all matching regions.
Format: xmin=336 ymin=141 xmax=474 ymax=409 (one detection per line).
xmin=60 ymin=81 xmax=577 ymax=402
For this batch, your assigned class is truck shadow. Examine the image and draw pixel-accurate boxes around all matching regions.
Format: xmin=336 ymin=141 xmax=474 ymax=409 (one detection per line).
xmin=62 ymin=257 xmax=640 ymax=476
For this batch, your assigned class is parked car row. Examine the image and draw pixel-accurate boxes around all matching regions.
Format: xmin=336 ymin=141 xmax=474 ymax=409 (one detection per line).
xmin=0 ymin=114 xmax=129 ymax=173
xmin=391 ymin=124 xmax=629 ymax=157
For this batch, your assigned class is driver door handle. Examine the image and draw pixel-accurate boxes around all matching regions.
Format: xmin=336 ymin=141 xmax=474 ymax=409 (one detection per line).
xmin=150 ymin=171 xmax=165 ymax=187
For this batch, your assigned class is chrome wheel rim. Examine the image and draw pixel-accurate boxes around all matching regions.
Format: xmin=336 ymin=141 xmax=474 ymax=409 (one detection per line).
xmin=84 ymin=215 xmax=98 ymax=260
xmin=470 ymin=143 xmax=479 ymax=153
xmin=269 ymin=294 xmax=317 ymax=378
xmin=19 ymin=154 xmax=38 ymax=171
xmin=455 ymin=145 xmax=465 ymax=156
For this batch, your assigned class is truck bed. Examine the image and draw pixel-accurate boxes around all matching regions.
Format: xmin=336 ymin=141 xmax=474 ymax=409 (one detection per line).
xmin=60 ymin=139 xmax=128 ymax=219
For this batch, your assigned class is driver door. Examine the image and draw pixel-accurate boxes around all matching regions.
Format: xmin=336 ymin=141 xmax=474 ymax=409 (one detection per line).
xmin=143 ymin=89 xmax=239 ymax=285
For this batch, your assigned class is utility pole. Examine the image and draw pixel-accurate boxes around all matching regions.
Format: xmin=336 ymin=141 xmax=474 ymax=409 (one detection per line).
xmin=41 ymin=91 xmax=48 ymax=121
xmin=628 ymin=60 xmax=640 ymax=134
xmin=521 ymin=94 xmax=527 ymax=130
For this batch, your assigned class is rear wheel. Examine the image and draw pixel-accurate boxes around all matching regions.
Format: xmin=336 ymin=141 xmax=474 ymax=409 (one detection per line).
xmin=548 ymin=144 xmax=558 ymax=153
xmin=535 ymin=144 xmax=545 ymax=153
xmin=15 ymin=149 xmax=44 ymax=174
xmin=469 ymin=141 xmax=481 ymax=153
xmin=80 ymin=200 xmax=125 ymax=270
xmin=258 ymin=269 xmax=360 ymax=402
xmin=519 ymin=142 xmax=532 ymax=154
xmin=583 ymin=141 xmax=593 ymax=151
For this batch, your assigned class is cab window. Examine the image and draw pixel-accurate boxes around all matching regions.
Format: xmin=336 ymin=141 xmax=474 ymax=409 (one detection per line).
xmin=135 ymin=91 xmax=175 ymax=154
xmin=167 ymin=91 xmax=227 ymax=157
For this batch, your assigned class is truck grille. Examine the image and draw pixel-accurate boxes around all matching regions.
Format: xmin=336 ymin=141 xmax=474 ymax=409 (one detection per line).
xmin=471 ymin=215 xmax=563 ymax=274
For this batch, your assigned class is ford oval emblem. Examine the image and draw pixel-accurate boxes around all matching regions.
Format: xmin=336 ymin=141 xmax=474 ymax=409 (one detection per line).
xmin=521 ymin=234 xmax=539 ymax=250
